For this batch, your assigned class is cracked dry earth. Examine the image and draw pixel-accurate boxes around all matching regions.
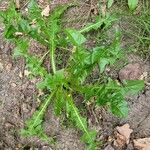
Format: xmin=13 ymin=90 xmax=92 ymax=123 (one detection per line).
xmin=0 ymin=1 xmax=150 ymax=150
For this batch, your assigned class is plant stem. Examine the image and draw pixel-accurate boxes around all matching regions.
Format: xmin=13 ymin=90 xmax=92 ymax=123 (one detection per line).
xmin=50 ymin=39 xmax=56 ymax=74
xmin=31 ymin=91 xmax=55 ymax=129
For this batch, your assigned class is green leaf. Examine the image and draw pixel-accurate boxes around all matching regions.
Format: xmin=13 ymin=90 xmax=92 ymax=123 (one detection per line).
xmin=21 ymin=92 xmax=55 ymax=143
xmin=66 ymin=94 xmax=96 ymax=149
xmin=49 ymin=5 xmax=71 ymax=20
xmin=106 ymin=79 xmax=121 ymax=90
xmin=13 ymin=39 xmax=28 ymax=57
xmin=98 ymin=58 xmax=109 ymax=73
xmin=26 ymin=55 xmax=47 ymax=77
xmin=4 ymin=25 xmax=16 ymax=39
xmin=108 ymin=93 xmax=128 ymax=117
xmin=122 ymin=80 xmax=144 ymax=95
xmin=107 ymin=0 xmax=114 ymax=8
xmin=27 ymin=0 xmax=41 ymax=18
xmin=80 ymin=17 xmax=105 ymax=33
xmin=68 ymin=48 xmax=93 ymax=83
xmin=53 ymin=89 xmax=65 ymax=115
xmin=18 ymin=19 xmax=30 ymax=33
xmin=36 ymin=80 xmax=46 ymax=89
xmin=81 ymin=130 xmax=97 ymax=144
xmin=65 ymin=29 xmax=86 ymax=46
xmin=39 ymin=70 xmax=65 ymax=90
xmin=128 ymin=0 xmax=139 ymax=10
xmin=80 ymin=15 xmax=116 ymax=33
xmin=91 ymin=47 xmax=106 ymax=64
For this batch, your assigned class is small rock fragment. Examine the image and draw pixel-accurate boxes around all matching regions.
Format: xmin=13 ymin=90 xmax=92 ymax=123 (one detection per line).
xmin=116 ymin=124 xmax=133 ymax=144
xmin=19 ymin=71 xmax=23 ymax=78
xmin=14 ymin=32 xmax=23 ymax=36
xmin=114 ymin=132 xmax=126 ymax=149
xmin=133 ymin=138 xmax=150 ymax=150
xmin=6 ymin=63 xmax=12 ymax=71
xmin=140 ymin=72 xmax=148 ymax=80
xmin=41 ymin=5 xmax=50 ymax=17
xmin=114 ymin=124 xmax=133 ymax=149
xmin=24 ymin=70 xmax=31 ymax=76
xmin=11 ymin=83 xmax=17 ymax=88
xmin=119 ymin=63 xmax=142 ymax=81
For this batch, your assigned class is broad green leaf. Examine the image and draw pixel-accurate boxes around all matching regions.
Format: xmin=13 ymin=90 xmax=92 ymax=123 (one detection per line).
xmin=107 ymin=0 xmax=114 ymax=8
xmin=128 ymin=0 xmax=139 ymax=10
xmin=65 ymin=29 xmax=86 ymax=46
xmin=122 ymin=80 xmax=144 ymax=95
xmin=108 ymin=93 xmax=128 ymax=117
xmin=91 ymin=47 xmax=106 ymax=64
xmin=68 ymin=48 xmax=93 ymax=83
xmin=99 ymin=58 xmax=109 ymax=73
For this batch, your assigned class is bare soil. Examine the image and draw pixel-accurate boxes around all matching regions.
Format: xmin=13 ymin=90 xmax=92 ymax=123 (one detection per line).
xmin=0 ymin=0 xmax=150 ymax=150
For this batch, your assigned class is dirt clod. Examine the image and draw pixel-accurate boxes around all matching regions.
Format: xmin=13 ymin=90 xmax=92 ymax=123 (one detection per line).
xmin=114 ymin=124 xmax=133 ymax=149
xmin=133 ymin=138 xmax=150 ymax=150
xmin=119 ymin=63 xmax=142 ymax=81
xmin=116 ymin=124 xmax=133 ymax=144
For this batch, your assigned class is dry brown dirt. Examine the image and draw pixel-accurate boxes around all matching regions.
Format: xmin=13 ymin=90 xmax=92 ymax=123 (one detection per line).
xmin=0 ymin=0 xmax=150 ymax=150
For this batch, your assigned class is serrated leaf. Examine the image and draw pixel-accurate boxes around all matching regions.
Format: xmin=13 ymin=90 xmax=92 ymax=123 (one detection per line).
xmin=18 ymin=19 xmax=30 ymax=33
xmin=80 ymin=17 xmax=105 ymax=33
xmin=80 ymin=15 xmax=116 ymax=33
xmin=128 ymin=0 xmax=139 ymax=10
xmin=109 ymin=93 xmax=128 ymax=117
xmin=99 ymin=58 xmax=109 ymax=73
xmin=107 ymin=0 xmax=114 ymax=8
xmin=91 ymin=47 xmax=106 ymax=63
xmin=21 ymin=92 xmax=55 ymax=143
xmin=49 ymin=5 xmax=71 ymax=20
xmin=66 ymin=95 xmax=96 ymax=148
xmin=54 ymin=89 xmax=65 ymax=115
xmin=4 ymin=25 xmax=16 ymax=39
xmin=27 ymin=0 xmax=41 ymax=17
xmin=36 ymin=80 xmax=46 ymax=89
xmin=26 ymin=55 xmax=47 ymax=77
xmin=81 ymin=130 xmax=97 ymax=144
xmin=122 ymin=80 xmax=144 ymax=95
xmin=13 ymin=39 xmax=28 ymax=57
xmin=65 ymin=29 xmax=86 ymax=46
xmin=38 ymin=70 xmax=65 ymax=90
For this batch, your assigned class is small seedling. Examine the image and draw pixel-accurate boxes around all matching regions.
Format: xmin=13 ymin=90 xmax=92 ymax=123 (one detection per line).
xmin=0 ymin=0 xmax=144 ymax=149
